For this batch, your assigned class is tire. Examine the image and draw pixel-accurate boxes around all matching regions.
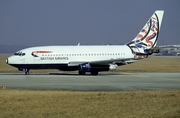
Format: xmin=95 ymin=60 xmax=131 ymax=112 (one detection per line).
xmin=78 ymin=71 xmax=86 ymax=75
xmin=91 ymin=71 xmax=98 ymax=76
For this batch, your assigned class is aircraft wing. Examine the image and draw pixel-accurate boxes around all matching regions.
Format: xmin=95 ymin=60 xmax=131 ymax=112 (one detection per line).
xmin=68 ymin=58 xmax=135 ymax=67
xmin=89 ymin=58 xmax=135 ymax=66
xmin=68 ymin=61 xmax=87 ymax=66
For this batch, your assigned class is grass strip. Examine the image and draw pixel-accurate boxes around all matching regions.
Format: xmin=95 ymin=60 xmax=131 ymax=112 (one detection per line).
xmin=0 ymin=89 xmax=180 ymax=118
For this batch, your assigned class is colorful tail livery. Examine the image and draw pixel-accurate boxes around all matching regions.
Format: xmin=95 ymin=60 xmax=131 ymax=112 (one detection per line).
xmin=127 ymin=10 xmax=164 ymax=55
xmin=6 ymin=10 xmax=164 ymax=75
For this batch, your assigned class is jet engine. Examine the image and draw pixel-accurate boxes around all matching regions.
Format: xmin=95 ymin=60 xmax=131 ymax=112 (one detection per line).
xmin=79 ymin=63 xmax=117 ymax=72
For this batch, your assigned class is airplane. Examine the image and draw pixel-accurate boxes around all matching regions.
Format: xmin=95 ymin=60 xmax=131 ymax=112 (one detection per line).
xmin=6 ymin=10 xmax=164 ymax=75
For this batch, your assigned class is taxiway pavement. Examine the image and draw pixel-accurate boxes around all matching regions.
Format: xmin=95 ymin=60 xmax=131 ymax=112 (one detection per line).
xmin=0 ymin=72 xmax=180 ymax=91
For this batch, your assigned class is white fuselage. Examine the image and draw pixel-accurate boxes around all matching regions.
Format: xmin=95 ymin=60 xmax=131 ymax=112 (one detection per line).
xmin=7 ymin=45 xmax=134 ymax=65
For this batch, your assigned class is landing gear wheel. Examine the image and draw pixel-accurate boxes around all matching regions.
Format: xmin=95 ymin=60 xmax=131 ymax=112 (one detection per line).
xmin=78 ymin=71 xmax=86 ymax=75
xmin=91 ymin=71 xmax=98 ymax=76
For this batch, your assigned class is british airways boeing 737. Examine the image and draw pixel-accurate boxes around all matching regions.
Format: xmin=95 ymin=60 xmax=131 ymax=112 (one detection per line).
xmin=6 ymin=10 xmax=164 ymax=75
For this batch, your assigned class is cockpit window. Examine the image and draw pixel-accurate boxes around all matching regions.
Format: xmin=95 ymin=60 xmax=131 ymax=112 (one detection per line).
xmin=14 ymin=52 xmax=19 ymax=55
xmin=14 ymin=52 xmax=25 ymax=56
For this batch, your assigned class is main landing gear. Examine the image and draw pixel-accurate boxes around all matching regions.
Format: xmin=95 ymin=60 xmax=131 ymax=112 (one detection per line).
xmin=78 ymin=71 xmax=86 ymax=75
xmin=78 ymin=71 xmax=98 ymax=76
xmin=90 ymin=71 xmax=98 ymax=76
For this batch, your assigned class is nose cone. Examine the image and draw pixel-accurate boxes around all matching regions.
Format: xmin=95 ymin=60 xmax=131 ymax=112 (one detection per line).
xmin=6 ymin=56 xmax=13 ymax=65
xmin=6 ymin=58 xmax=8 ymax=64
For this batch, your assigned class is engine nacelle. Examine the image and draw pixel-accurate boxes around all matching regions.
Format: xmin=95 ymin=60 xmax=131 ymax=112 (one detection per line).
xmin=79 ymin=63 xmax=110 ymax=72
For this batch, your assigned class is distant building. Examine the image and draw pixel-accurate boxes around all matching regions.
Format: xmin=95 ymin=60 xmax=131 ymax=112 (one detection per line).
xmin=155 ymin=45 xmax=180 ymax=56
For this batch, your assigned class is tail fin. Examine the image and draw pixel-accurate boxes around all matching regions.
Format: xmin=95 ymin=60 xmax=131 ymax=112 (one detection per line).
xmin=127 ymin=10 xmax=164 ymax=54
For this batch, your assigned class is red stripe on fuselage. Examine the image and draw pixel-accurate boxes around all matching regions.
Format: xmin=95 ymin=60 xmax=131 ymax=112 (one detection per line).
xmin=32 ymin=51 xmax=52 ymax=53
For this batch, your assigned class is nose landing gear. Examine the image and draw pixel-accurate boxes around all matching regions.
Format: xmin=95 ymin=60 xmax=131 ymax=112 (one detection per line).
xmin=25 ymin=69 xmax=30 ymax=75
xmin=18 ymin=68 xmax=30 ymax=75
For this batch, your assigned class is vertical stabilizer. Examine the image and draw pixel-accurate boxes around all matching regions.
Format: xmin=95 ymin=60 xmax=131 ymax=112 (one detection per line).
xmin=127 ymin=10 xmax=164 ymax=54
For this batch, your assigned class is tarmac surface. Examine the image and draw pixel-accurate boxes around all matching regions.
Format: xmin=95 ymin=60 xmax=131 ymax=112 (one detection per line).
xmin=0 ymin=72 xmax=180 ymax=91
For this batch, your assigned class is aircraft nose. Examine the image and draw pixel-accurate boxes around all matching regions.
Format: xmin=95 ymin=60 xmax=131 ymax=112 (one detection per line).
xmin=6 ymin=58 xmax=8 ymax=64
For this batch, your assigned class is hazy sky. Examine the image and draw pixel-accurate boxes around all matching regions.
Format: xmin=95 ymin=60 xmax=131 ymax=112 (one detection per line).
xmin=0 ymin=0 xmax=179 ymax=46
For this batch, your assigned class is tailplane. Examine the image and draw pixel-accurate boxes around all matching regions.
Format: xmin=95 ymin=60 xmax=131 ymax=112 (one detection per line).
xmin=127 ymin=10 xmax=164 ymax=55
